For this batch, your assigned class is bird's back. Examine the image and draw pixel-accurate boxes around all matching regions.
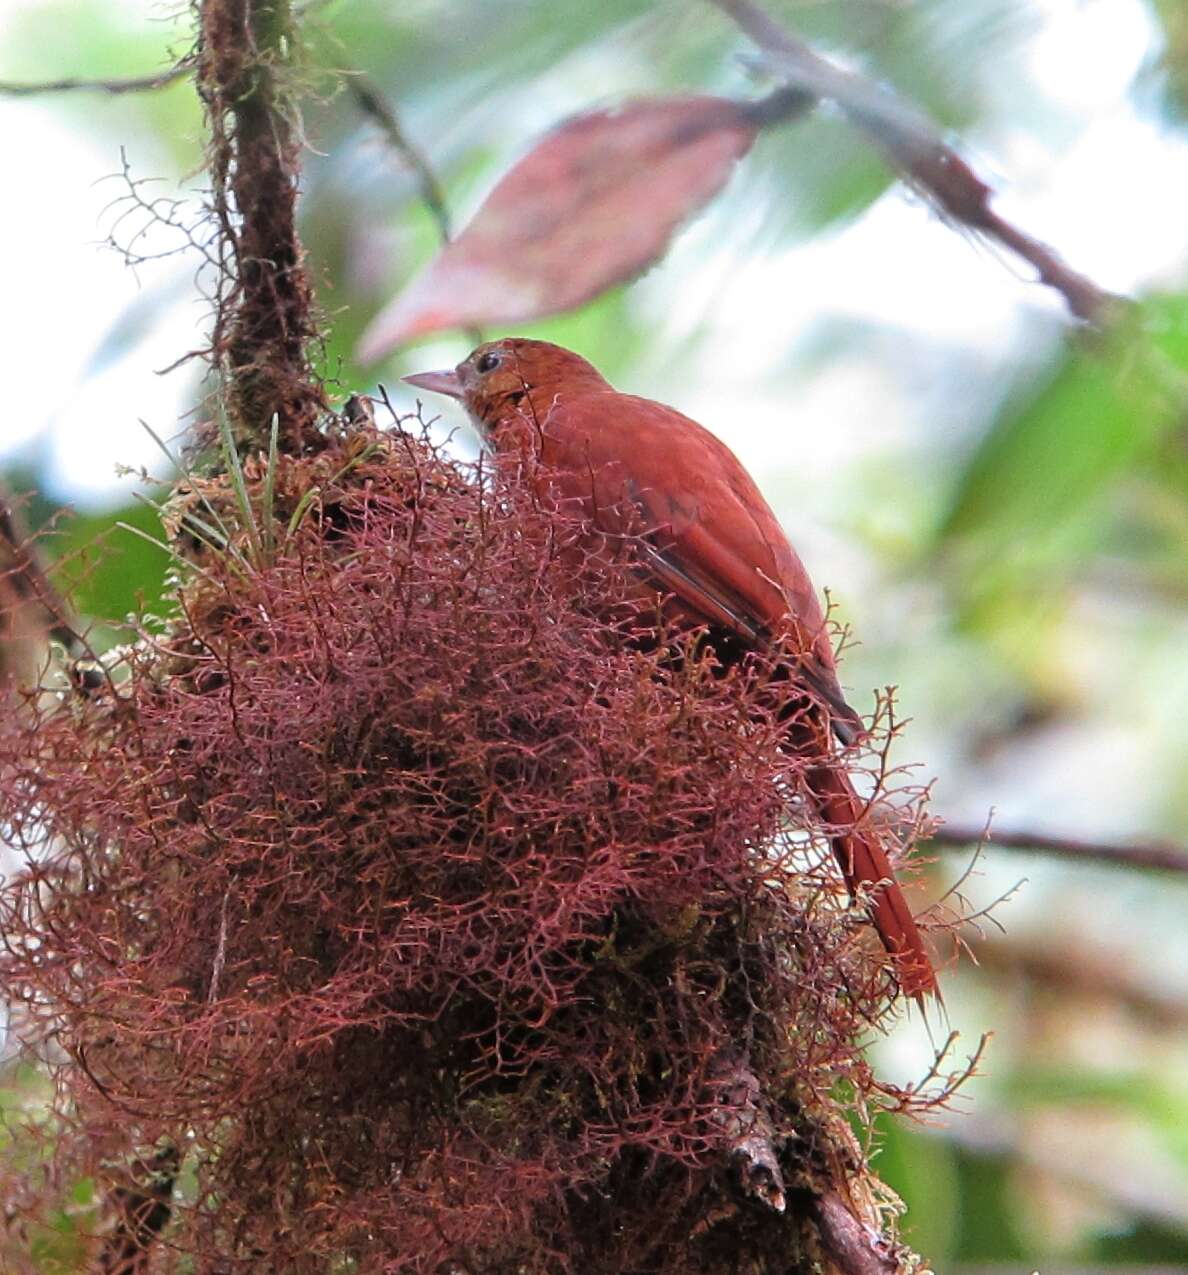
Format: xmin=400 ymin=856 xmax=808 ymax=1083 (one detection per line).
xmin=531 ymin=387 xmax=861 ymax=738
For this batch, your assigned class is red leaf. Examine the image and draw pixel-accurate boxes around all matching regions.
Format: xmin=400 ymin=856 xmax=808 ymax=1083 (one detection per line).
xmin=358 ymin=96 xmax=758 ymax=360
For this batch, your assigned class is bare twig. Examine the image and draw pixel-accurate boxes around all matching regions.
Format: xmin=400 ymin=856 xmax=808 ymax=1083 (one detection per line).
xmin=928 ymin=823 xmax=1188 ymax=875
xmin=348 ymin=75 xmax=492 ymax=349
xmin=350 ymin=76 xmax=454 ymax=246
xmin=0 ymin=0 xmax=339 ymax=100
xmin=707 ymin=0 xmax=1120 ymax=323
xmin=0 ymin=63 xmax=190 ymax=96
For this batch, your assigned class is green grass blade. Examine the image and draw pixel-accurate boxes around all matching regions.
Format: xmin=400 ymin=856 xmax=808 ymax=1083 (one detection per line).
xmin=261 ymin=413 xmax=279 ymax=562
xmin=216 ymin=401 xmax=262 ymax=565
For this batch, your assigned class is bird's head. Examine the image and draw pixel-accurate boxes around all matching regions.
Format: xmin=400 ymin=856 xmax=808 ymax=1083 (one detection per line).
xmin=404 ymin=338 xmax=609 ymax=441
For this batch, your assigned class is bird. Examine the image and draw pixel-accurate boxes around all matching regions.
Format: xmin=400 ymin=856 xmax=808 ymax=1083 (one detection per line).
xmin=404 ymin=338 xmax=937 ymax=1000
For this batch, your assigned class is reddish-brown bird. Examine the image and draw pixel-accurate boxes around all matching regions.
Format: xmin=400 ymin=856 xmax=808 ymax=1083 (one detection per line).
xmin=405 ymin=338 xmax=937 ymax=1000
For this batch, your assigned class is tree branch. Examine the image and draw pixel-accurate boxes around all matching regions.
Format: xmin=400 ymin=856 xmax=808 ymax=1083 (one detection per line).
xmin=707 ymin=0 xmax=1120 ymax=323
xmin=0 ymin=64 xmax=190 ymax=96
xmin=198 ymin=0 xmax=324 ymax=450
xmin=350 ymin=76 xmax=454 ymax=247
xmin=810 ymin=1191 xmax=899 ymax=1275
xmin=928 ymin=823 xmax=1188 ymax=874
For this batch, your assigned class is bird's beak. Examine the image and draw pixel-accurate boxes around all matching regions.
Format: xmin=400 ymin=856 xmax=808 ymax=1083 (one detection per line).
xmin=402 ymin=369 xmax=464 ymax=400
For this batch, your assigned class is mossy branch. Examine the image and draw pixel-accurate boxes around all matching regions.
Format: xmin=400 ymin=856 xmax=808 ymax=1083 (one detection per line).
xmin=197 ymin=0 xmax=325 ymax=453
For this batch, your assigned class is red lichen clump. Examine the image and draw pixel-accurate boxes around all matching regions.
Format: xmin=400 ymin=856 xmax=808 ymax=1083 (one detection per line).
xmin=0 ymin=425 xmax=933 ymax=1273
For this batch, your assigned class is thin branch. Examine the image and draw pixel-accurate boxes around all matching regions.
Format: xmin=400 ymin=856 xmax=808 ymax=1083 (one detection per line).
xmin=707 ymin=0 xmax=1120 ymax=323
xmin=348 ymin=75 xmax=496 ymax=350
xmin=928 ymin=823 xmax=1188 ymax=874
xmin=350 ymin=76 xmax=454 ymax=247
xmin=199 ymin=0 xmax=325 ymax=449
xmin=0 ymin=63 xmax=190 ymax=96
xmin=0 ymin=0 xmax=336 ymax=99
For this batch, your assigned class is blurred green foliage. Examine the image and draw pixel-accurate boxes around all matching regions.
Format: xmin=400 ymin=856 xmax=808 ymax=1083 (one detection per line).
xmin=48 ymin=498 xmax=170 ymax=630
xmin=0 ymin=1063 xmax=95 ymax=1273
xmin=934 ymin=295 xmax=1188 ymax=691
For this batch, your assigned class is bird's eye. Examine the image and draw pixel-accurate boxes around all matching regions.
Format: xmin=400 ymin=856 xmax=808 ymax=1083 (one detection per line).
xmin=475 ymin=351 xmax=502 ymax=374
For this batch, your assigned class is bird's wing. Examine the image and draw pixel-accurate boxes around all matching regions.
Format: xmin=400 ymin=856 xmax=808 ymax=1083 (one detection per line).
xmin=541 ymin=392 xmax=865 ymax=742
xmin=641 ymin=527 xmax=864 ymax=745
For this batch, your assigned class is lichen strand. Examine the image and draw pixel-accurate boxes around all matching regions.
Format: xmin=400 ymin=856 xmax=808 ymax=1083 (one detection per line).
xmin=0 ymin=425 xmax=932 ymax=1273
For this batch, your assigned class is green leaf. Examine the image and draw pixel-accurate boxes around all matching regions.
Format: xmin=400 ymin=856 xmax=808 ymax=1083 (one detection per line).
xmin=872 ymin=1119 xmax=961 ymax=1263
xmin=47 ymin=498 xmax=170 ymax=627
xmin=947 ymin=1144 xmax=1029 ymax=1261
xmin=750 ymin=116 xmax=896 ymax=236
xmin=939 ymin=296 xmax=1188 ymax=547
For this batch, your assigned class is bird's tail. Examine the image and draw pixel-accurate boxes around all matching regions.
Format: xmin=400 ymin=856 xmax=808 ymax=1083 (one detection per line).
xmin=802 ymin=748 xmax=938 ymax=1001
